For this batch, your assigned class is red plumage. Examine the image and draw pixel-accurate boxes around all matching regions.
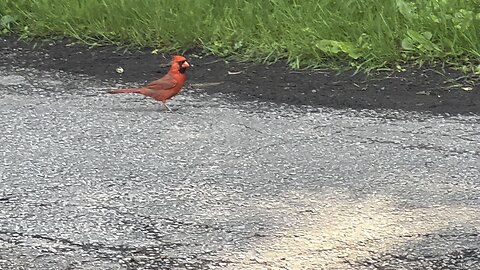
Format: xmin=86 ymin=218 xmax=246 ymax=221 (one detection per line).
xmin=108 ymin=55 xmax=190 ymax=112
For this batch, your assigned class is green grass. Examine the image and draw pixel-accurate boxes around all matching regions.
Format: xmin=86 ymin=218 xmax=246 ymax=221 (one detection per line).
xmin=1 ymin=0 xmax=480 ymax=71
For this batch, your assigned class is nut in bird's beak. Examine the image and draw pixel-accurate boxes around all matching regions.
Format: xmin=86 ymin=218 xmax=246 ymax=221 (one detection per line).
xmin=182 ymin=61 xmax=191 ymax=68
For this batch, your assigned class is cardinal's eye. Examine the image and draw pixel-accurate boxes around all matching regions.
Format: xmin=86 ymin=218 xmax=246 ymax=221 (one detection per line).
xmin=178 ymin=60 xmax=185 ymax=66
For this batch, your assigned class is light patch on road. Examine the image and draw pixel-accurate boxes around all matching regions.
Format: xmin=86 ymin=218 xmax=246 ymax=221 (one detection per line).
xmin=225 ymin=194 xmax=480 ymax=269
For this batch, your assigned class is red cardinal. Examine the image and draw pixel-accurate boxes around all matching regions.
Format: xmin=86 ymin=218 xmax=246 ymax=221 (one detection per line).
xmin=108 ymin=55 xmax=190 ymax=112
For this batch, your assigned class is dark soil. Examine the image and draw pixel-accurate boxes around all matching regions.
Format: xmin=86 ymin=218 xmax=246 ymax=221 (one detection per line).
xmin=1 ymin=36 xmax=479 ymax=115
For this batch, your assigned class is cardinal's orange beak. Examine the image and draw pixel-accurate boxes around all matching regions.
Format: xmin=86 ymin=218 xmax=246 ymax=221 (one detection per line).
xmin=182 ymin=61 xmax=190 ymax=68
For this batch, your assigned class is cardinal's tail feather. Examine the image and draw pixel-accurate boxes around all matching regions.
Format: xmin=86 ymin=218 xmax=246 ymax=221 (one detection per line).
xmin=108 ymin=87 xmax=144 ymax=94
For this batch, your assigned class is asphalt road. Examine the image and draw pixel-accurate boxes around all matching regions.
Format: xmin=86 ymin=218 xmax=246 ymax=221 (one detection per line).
xmin=1 ymin=66 xmax=479 ymax=270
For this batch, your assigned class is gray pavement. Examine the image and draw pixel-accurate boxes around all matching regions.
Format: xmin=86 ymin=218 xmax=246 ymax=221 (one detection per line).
xmin=0 ymin=66 xmax=479 ymax=270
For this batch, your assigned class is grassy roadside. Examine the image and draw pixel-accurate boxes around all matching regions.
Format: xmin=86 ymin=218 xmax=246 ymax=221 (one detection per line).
xmin=1 ymin=0 xmax=480 ymax=71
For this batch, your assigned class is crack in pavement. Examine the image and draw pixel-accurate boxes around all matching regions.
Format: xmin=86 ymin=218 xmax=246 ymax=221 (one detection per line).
xmin=0 ymin=229 xmax=231 ymax=269
xmin=0 ymin=229 xmax=136 ymax=253
xmin=96 ymin=204 xmax=224 ymax=240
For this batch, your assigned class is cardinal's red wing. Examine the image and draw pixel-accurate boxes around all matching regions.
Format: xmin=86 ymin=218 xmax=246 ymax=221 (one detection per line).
xmin=146 ymin=73 xmax=177 ymax=91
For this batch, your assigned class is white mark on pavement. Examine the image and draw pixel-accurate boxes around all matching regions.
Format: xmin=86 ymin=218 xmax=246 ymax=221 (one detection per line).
xmin=0 ymin=75 xmax=27 ymax=86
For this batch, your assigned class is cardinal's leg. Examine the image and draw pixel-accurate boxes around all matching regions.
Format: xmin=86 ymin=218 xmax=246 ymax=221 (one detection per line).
xmin=162 ymin=101 xmax=173 ymax=112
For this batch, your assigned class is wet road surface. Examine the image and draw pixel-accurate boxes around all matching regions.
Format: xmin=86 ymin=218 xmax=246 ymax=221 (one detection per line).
xmin=1 ymin=66 xmax=479 ymax=269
